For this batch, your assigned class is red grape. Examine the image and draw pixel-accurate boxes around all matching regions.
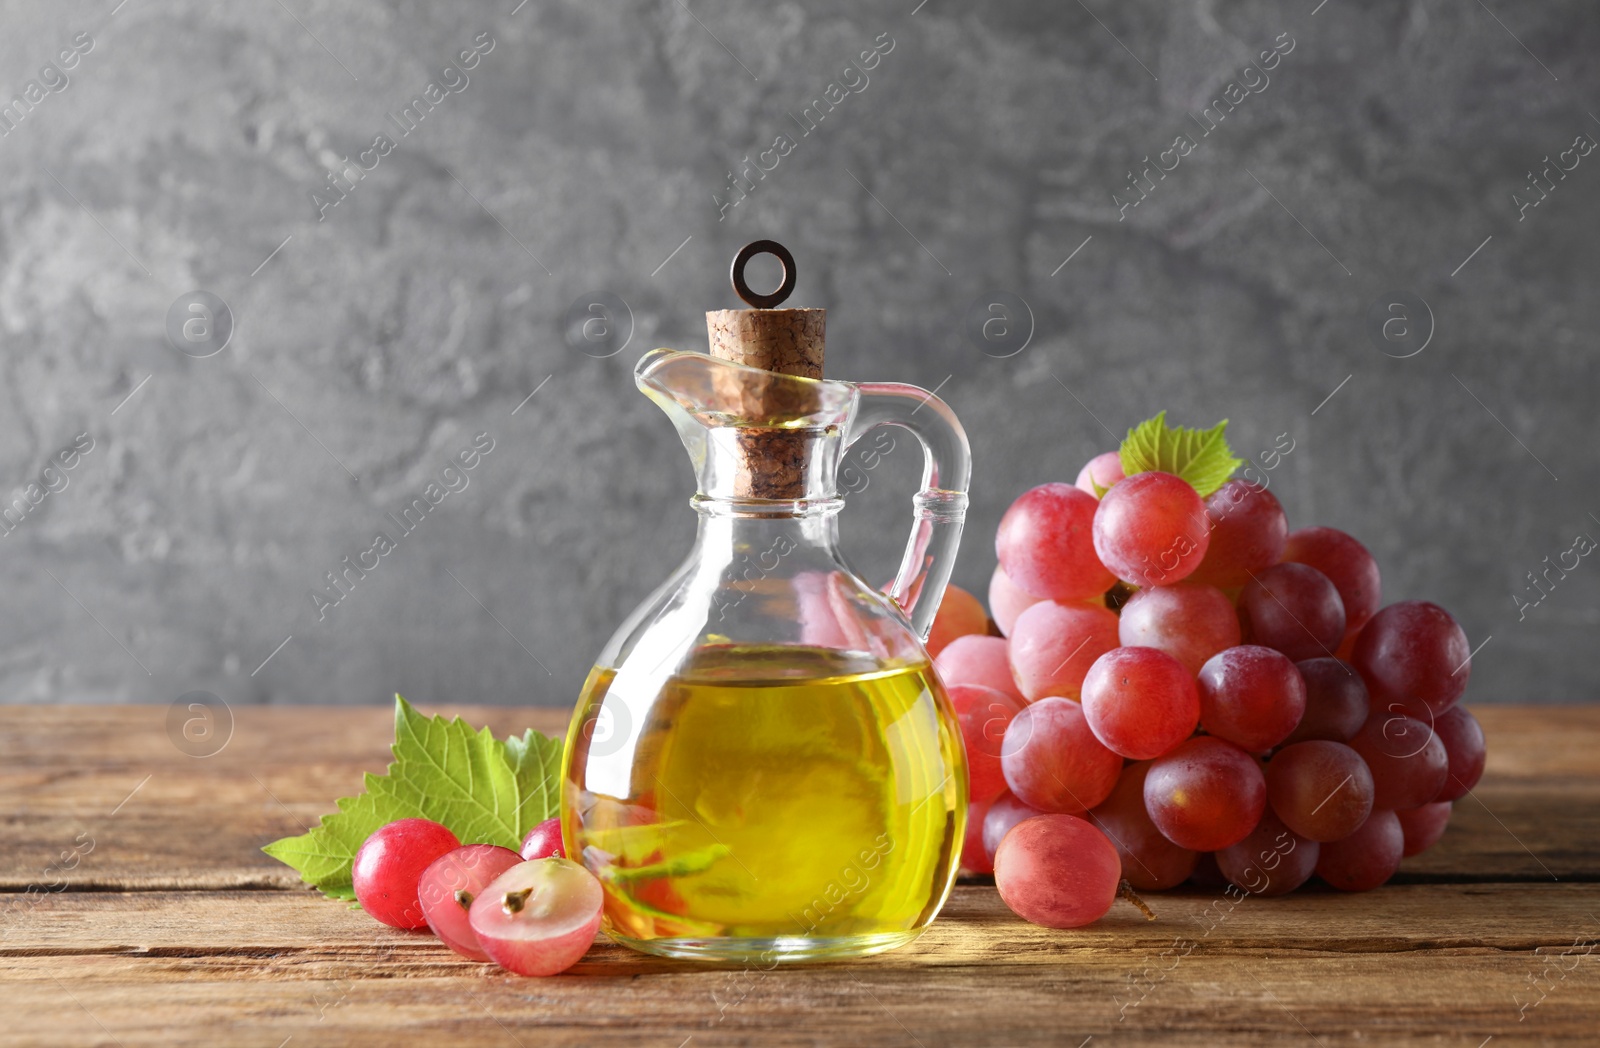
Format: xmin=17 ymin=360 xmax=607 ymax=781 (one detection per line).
xmin=352 ymin=818 xmax=463 ymax=929
xmin=1075 ymin=451 xmax=1125 ymax=495
xmin=1118 ymin=582 xmax=1241 ymax=675
xmin=1196 ymin=645 xmax=1306 ymax=753
xmin=1397 ymin=801 xmax=1452 ymax=857
xmin=993 ymin=815 xmax=1121 ymax=928
xmin=1092 ymin=471 xmax=1211 ymax=587
xmin=925 ymin=584 xmax=989 ymax=657
xmin=1349 ymin=711 xmax=1448 ymax=810
xmin=1315 ymin=809 xmax=1403 ymax=892
xmin=1265 ymin=740 xmax=1374 ymax=842
xmin=1000 ymin=697 xmax=1123 ymax=813
xmin=1238 ymin=562 xmax=1346 ymax=661
xmin=936 ymin=634 xmax=1024 ymax=703
xmin=989 ymin=564 xmax=1046 ymax=636
xmin=1215 ymin=810 xmax=1319 ymax=896
xmin=983 ymin=791 xmax=1044 ymax=863
xmin=1281 ymin=526 xmax=1382 ymax=640
xmin=1008 ymin=600 xmax=1119 ymax=701
xmin=1188 ymin=851 xmax=1228 ymax=889
xmin=1087 ymin=761 xmax=1197 ymax=890
xmin=1144 ymin=736 xmax=1266 ymax=851
xmin=1081 ymin=647 xmax=1200 ymax=760
xmin=1189 ymin=480 xmax=1288 ymax=588
xmin=1432 ymin=707 xmax=1486 ymax=802
xmin=1282 ymin=658 xmax=1368 ymax=745
xmin=469 ymin=858 xmax=603 ymax=976
xmin=419 ymin=844 xmax=525 ymax=959
xmin=520 ymin=818 xmax=566 ymax=861
xmin=962 ymin=796 xmax=996 ymax=874
xmin=950 ymin=683 xmax=1027 ymax=804
xmin=996 ymin=483 xmax=1116 ymax=601
xmin=1351 ymin=601 xmax=1471 ymax=716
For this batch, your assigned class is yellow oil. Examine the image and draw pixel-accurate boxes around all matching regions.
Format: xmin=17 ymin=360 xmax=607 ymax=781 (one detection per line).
xmin=562 ymin=645 xmax=966 ymax=961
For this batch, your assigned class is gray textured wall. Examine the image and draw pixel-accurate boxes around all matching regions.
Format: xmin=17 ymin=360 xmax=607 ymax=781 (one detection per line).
xmin=1 ymin=0 xmax=1595 ymax=710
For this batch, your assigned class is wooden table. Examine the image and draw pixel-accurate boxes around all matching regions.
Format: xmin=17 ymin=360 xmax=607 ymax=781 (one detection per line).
xmin=2 ymin=704 xmax=1596 ymax=1046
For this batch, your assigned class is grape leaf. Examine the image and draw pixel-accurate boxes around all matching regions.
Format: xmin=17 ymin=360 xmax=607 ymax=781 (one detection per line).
xmin=262 ymin=695 xmax=563 ymax=903
xmin=1118 ymin=411 xmax=1243 ymax=498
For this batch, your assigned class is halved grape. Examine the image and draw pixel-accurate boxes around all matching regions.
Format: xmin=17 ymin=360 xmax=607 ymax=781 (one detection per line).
xmin=996 ymin=483 xmax=1116 ymax=601
xmin=1282 ymin=658 xmax=1368 ymax=745
xmin=1075 ymin=451 xmax=1125 ymax=496
xmin=989 ymin=564 xmax=1046 ymax=637
xmin=925 ymin=583 xmax=990 ymax=657
xmin=1348 ymin=711 xmax=1448 ymax=810
xmin=1008 ymin=600 xmax=1120 ymax=701
xmin=1264 ymin=740 xmax=1374 ymax=842
xmin=1081 ymin=646 xmax=1200 ymax=760
xmin=1092 ymin=471 xmax=1211 ymax=587
xmin=935 ymin=634 xmax=1024 ymax=703
xmin=469 ymin=858 xmax=604 ymax=976
xmin=1118 ymin=582 xmax=1241 ymax=675
xmin=1238 ymin=562 xmax=1345 ymax=661
xmin=1196 ymin=645 xmax=1306 ymax=753
xmin=951 ymin=683 xmax=1027 ymax=805
xmin=1351 ymin=601 xmax=1470 ymax=716
xmin=1087 ymin=761 xmax=1198 ymax=890
xmin=1397 ymin=801 xmax=1452 ymax=857
xmin=1000 ymin=697 xmax=1123 ymax=813
xmin=352 ymin=818 xmax=463 ymax=929
xmin=1189 ymin=479 xmax=1288 ymax=588
xmin=1315 ymin=809 xmax=1403 ymax=892
xmin=961 ymin=796 xmax=996 ymax=874
xmin=983 ymin=791 xmax=1044 ymax=863
xmin=419 ymin=844 xmax=525 ymax=960
xmin=520 ymin=818 xmax=565 ymax=861
xmin=993 ymin=815 xmax=1121 ymax=928
xmin=1144 ymin=736 xmax=1266 ymax=851
xmin=1215 ymin=810 xmax=1318 ymax=896
xmin=1281 ymin=526 xmax=1382 ymax=641
xmin=1432 ymin=707 xmax=1486 ymax=802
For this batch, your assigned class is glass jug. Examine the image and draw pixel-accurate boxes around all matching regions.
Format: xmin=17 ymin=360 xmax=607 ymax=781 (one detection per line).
xmin=561 ymin=341 xmax=972 ymax=963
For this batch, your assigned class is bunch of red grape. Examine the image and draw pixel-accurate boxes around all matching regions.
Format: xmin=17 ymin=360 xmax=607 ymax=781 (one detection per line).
xmin=929 ymin=448 xmax=1485 ymax=928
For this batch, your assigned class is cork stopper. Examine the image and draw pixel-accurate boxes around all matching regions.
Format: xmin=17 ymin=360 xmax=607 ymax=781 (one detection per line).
xmin=705 ymin=241 xmax=826 ymax=500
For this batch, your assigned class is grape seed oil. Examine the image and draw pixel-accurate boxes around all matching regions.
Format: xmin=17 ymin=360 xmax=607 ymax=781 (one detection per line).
xmin=562 ymin=644 xmax=967 ymax=962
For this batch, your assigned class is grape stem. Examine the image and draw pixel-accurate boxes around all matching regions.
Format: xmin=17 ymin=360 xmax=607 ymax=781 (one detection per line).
xmin=1118 ymin=879 xmax=1157 ymax=921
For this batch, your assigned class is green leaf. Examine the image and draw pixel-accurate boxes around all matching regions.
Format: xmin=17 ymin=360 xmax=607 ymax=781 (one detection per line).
xmin=1118 ymin=411 xmax=1243 ymax=498
xmin=262 ymin=695 xmax=565 ymax=903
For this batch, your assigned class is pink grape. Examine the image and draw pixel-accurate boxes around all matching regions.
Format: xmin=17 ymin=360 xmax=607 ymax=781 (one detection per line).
xmin=1238 ymin=562 xmax=1346 ymax=661
xmin=469 ymin=858 xmax=603 ymax=976
xmin=1432 ymin=706 xmax=1486 ymax=802
xmin=1351 ymin=601 xmax=1471 ymax=716
xmin=1282 ymin=658 xmax=1368 ymax=745
xmin=1397 ymin=801 xmax=1453 ymax=857
xmin=1092 ymin=471 xmax=1211 ymax=587
xmin=1282 ymin=526 xmax=1382 ymax=640
xmin=1189 ymin=480 xmax=1288 ymax=588
xmin=1265 ymin=740 xmax=1374 ymax=842
xmin=1144 ymin=736 xmax=1266 ymax=851
xmin=1315 ymin=809 xmax=1403 ymax=892
xmin=925 ymin=583 xmax=990 ymax=657
xmin=1074 ymin=451 xmax=1125 ymax=496
xmin=520 ymin=818 xmax=566 ymax=861
xmin=1008 ymin=600 xmax=1119 ymax=701
xmin=993 ymin=815 xmax=1121 ymax=928
xmin=1000 ymin=696 xmax=1123 ymax=813
xmin=996 ymin=483 xmax=1116 ymax=601
xmin=1117 ymin=582 xmax=1241 ymax=675
xmin=983 ymin=791 xmax=1045 ymax=864
xmin=1196 ymin=645 xmax=1306 ymax=753
xmin=1349 ymin=711 xmax=1448 ymax=811
xmin=352 ymin=818 xmax=462 ymax=929
xmin=989 ymin=564 xmax=1045 ymax=636
xmin=1215 ymin=810 xmax=1319 ymax=896
xmin=950 ymin=683 xmax=1026 ymax=804
xmin=1087 ymin=761 xmax=1197 ymax=890
xmin=935 ymin=634 xmax=1024 ymax=703
xmin=419 ymin=844 xmax=525 ymax=960
xmin=962 ymin=796 xmax=996 ymax=874
xmin=1080 ymin=646 xmax=1199 ymax=760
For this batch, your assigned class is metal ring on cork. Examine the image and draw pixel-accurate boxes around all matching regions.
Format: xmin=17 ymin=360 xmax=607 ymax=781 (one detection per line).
xmin=730 ymin=240 xmax=797 ymax=309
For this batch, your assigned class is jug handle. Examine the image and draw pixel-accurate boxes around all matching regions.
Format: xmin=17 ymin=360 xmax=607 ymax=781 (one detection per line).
xmin=845 ymin=382 xmax=972 ymax=641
